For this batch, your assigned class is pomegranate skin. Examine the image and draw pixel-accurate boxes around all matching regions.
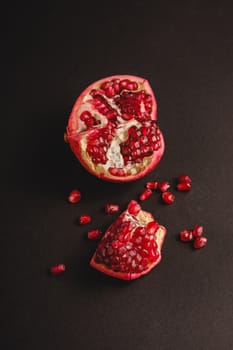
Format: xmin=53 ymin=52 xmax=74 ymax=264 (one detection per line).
xmin=90 ymin=200 xmax=166 ymax=280
xmin=66 ymin=75 xmax=165 ymax=183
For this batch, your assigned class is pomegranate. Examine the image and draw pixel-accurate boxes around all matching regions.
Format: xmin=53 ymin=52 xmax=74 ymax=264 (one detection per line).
xmin=66 ymin=75 xmax=165 ymax=182
xmin=90 ymin=200 xmax=166 ymax=280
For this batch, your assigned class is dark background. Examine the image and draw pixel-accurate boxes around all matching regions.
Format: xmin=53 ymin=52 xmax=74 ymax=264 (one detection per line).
xmin=1 ymin=1 xmax=233 ymax=349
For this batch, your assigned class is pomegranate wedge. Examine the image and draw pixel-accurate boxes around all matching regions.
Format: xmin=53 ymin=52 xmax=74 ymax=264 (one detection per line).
xmin=90 ymin=200 xmax=166 ymax=280
xmin=66 ymin=75 xmax=165 ymax=182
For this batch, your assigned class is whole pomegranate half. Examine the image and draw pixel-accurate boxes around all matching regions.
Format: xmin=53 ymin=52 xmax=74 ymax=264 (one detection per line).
xmin=90 ymin=200 xmax=166 ymax=280
xmin=66 ymin=75 xmax=165 ymax=182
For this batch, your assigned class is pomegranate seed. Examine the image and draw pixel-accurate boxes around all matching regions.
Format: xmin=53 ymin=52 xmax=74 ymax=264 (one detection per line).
xmin=146 ymin=181 xmax=158 ymax=190
xmin=79 ymin=214 xmax=91 ymax=225
xmin=50 ymin=264 xmax=66 ymax=275
xmin=179 ymin=229 xmax=193 ymax=242
xmin=88 ymin=229 xmax=102 ymax=240
xmin=146 ymin=221 xmax=159 ymax=234
xmin=178 ymin=174 xmax=191 ymax=183
xmin=127 ymin=200 xmax=141 ymax=215
xmin=105 ymin=203 xmax=120 ymax=214
xmin=162 ymin=191 xmax=175 ymax=204
xmin=68 ymin=189 xmax=81 ymax=203
xmin=193 ymin=225 xmax=204 ymax=238
xmin=194 ymin=236 xmax=207 ymax=249
xmin=139 ymin=188 xmax=152 ymax=201
xmin=177 ymin=182 xmax=191 ymax=191
xmin=158 ymin=181 xmax=170 ymax=192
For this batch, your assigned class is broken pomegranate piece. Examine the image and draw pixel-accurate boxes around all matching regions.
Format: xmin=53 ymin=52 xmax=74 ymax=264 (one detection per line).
xmin=90 ymin=200 xmax=166 ymax=280
xmin=66 ymin=75 xmax=165 ymax=182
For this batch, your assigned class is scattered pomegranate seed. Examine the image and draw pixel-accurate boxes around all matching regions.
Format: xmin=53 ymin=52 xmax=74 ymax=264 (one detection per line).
xmin=68 ymin=189 xmax=81 ymax=203
xmin=158 ymin=181 xmax=170 ymax=192
xmin=79 ymin=214 xmax=91 ymax=225
xmin=193 ymin=236 xmax=207 ymax=249
xmin=193 ymin=225 xmax=204 ymax=238
xmin=145 ymin=181 xmax=158 ymax=190
xmin=139 ymin=188 xmax=153 ymax=201
xmin=87 ymin=229 xmax=102 ymax=240
xmin=178 ymin=174 xmax=191 ymax=183
xmin=162 ymin=191 xmax=175 ymax=204
xmin=50 ymin=264 xmax=66 ymax=275
xmin=177 ymin=182 xmax=192 ymax=191
xmin=179 ymin=229 xmax=193 ymax=242
xmin=105 ymin=203 xmax=119 ymax=214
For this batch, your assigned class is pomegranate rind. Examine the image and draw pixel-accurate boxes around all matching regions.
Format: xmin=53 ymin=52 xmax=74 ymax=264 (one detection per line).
xmin=66 ymin=75 xmax=165 ymax=183
xmin=90 ymin=202 xmax=167 ymax=280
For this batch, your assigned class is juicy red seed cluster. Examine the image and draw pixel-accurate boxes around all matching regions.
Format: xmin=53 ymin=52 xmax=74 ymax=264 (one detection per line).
xmin=121 ymin=122 xmax=161 ymax=164
xmin=114 ymin=90 xmax=152 ymax=122
xmin=91 ymin=94 xmax=118 ymax=119
xmin=101 ymin=78 xmax=138 ymax=98
xmin=88 ymin=229 xmax=102 ymax=240
xmin=179 ymin=225 xmax=207 ymax=249
xmin=79 ymin=214 xmax=91 ymax=225
xmin=95 ymin=220 xmax=159 ymax=273
xmin=50 ymin=264 xmax=66 ymax=275
xmin=68 ymin=189 xmax=81 ymax=204
xmin=177 ymin=173 xmax=192 ymax=191
xmin=105 ymin=203 xmax=120 ymax=214
xmin=86 ymin=122 xmax=117 ymax=164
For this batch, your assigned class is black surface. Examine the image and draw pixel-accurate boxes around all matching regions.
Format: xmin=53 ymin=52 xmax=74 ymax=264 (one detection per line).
xmin=1 ymin=1 xmax=233 ymax=349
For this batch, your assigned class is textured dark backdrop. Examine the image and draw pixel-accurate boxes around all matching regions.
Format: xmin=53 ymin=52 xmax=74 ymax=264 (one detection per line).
xmin=1 ymin=1 xmax=233 ymax=349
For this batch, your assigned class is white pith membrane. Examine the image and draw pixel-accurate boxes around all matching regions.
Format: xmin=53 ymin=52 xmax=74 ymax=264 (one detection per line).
xmin=91 ymin=201 xmax=166 ymax=279
xmin=69 ymin=78 xmax=161 ymax=178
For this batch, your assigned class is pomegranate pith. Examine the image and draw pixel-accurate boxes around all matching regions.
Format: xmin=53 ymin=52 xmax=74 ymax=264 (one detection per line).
xmin=66 ymin=75 xmax=165 ymax=183
xmin=90 ymin=200 xmax=166 ymax=280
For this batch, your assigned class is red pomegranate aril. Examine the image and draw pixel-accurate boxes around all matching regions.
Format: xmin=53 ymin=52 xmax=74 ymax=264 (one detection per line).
xmin=179 ymin=229 xmax=193 ymax=242
xmin=79 ymin=214 xmax=91 ymax=225
xmin=127 ymin=200 xmax=141 ymax=216
xmin=50 ymin=264 xmax=66 ymax=275
xmin=139 ymin=188 xmax=152 ymax=201
xmin=146 ymin=181 xmax=158 ymax=190
xmin=146 ymin=221 xmax=159 ymax=234
xmin=88 ymin=229 xmax=102 ymax=240
xmin=193 ymin=225 xmax=204 ymax=238
xmin=162 ymin=191 xmax=175 ymax=204
xmin=178 ymin=174 xmax=192 ymax=183
xmin=158 ymin=181 xmax=170 ymax=192
xmin=177 ymin=182 xmax=191 ymax=191
xmin=105 ymin=203 xmax=120 ymax=214
xmin=68 ymin=189 xmax=81 ymax=204
xmin=194 ymin=236 xmax=207 ymax=249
